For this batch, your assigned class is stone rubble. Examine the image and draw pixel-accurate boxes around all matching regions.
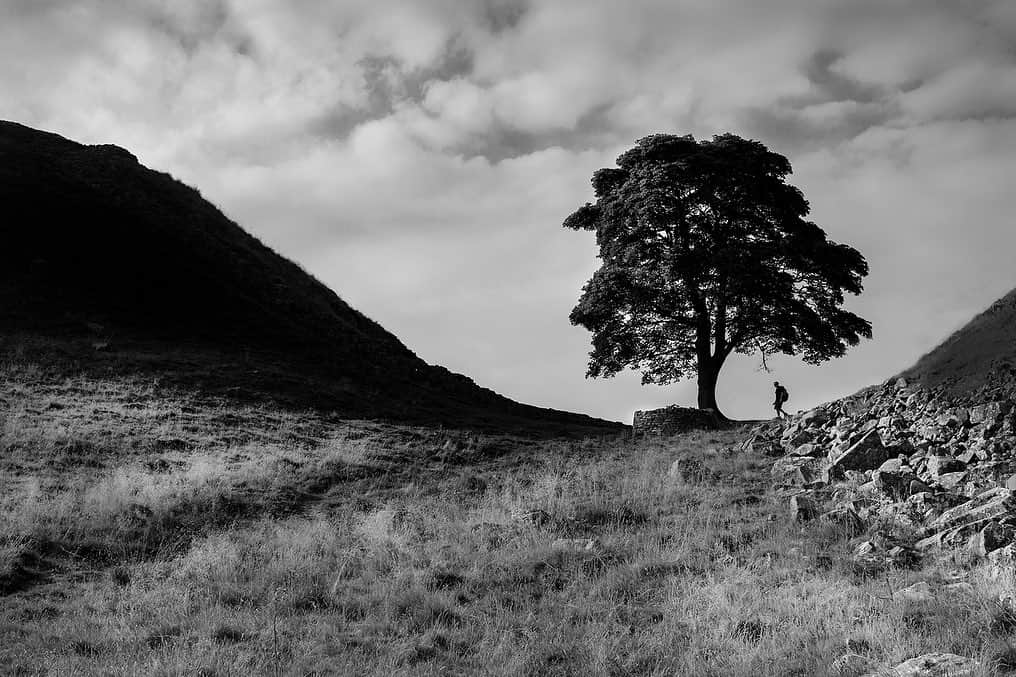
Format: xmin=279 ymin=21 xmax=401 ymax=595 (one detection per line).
xmin=747 ymin=377 xmax=1016 ymax=567
xmin=879 ymin=652 xmax=980 ymax=677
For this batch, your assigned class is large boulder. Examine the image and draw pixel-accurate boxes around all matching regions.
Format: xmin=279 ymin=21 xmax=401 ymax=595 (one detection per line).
xmin=772 ymin=456 xmax=829 ymax=487
xmin=926 ymin=487 xmax=1016 ymax=534
xmin=966 ymin=521 xmax=1014 ymax=561
xmin=830 ymin=430 xmax=894 ymax=472
xmin=874 ymin=470 xmax=919 ymax=500
xmin=925 ymin=456 xmax=965 ymax=477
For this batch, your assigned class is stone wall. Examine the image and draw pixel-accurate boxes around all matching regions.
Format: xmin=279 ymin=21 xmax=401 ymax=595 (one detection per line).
xmin=632 ymin=405 xmax=722 ymax=437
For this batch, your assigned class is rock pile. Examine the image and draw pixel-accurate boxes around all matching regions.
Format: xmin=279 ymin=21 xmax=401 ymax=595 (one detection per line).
xmin=747 ymin=377 xmax=1016 ymax=565
xmin=633 ymin=405 xmax=723 ymax=437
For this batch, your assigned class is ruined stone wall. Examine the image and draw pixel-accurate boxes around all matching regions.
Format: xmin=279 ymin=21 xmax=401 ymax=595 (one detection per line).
xmin=632 ymin=405 xmax=721 ymax=437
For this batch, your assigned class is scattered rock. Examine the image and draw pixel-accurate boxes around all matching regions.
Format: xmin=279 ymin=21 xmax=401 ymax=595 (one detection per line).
xmin=772 ymin=456 xmax=828 ymax=487
xmin=742 ymin=433 xmax=785 ymax=457
xmin=802 ymin=408 xmax=829 ymax=426
xmin=966 ymin=521 xmax=1015 ymax=561
xmin=748 ymin=381 xmax=1016 ymax=566
xmin=852 ymin=540 xmax=883 ymax=572
xmin=887 ymin=652 xmax=979 ymax=677
xmin=941 ymin=581 xmax=974 ymax=595
xmin=896 ymin=581 xmax=933 ymax=603
xmin=791 ymin=443 xmax=819 ymax=457
xmin=874 ymin=470 xmax=918 ymax=500
xmin=830 ymin=430 xmax=893 ymax=472
xmin=927 ymin=487 xmax=1016 ymax=534
xmin=935 ymin=472 xmax=967 ymax=491
xmin=926 ymin=456 xmax=965 ymax=477
xmin=987 ymin=542 xmax=1016 ymax=581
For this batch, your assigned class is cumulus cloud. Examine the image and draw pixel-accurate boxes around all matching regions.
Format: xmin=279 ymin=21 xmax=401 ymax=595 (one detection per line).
xmin=3 ymin=0 xmax=1016 ymax=420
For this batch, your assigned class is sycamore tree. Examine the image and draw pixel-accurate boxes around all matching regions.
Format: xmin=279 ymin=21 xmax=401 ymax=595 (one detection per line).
xmin=564 ymin=133 xmax=871 ymax=418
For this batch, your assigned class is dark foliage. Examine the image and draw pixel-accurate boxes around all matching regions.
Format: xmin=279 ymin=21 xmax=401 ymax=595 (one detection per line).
xmin=564 ymin=133 xmax=871 ymax=415
xmin=0 ymin=121 xmax=620 ymax=434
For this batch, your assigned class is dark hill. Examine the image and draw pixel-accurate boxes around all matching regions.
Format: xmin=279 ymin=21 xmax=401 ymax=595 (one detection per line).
xmin=902 ymin=287 xmax=1016 ymax=399
xmin=0 ymin=121 xmax=620 ymax=434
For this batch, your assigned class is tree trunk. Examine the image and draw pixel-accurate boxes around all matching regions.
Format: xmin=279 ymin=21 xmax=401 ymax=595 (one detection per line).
xmin=696 ymin=359 xmax=725 ymax=420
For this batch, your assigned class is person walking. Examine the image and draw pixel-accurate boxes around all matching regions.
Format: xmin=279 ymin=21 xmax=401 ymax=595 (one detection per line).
xmin=773 ymin=381 xmax=789 ymax=419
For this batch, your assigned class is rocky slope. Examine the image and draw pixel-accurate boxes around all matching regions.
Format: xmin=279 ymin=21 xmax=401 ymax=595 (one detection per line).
xmin=748 ymin=374 xmax=1016 ymax=571
xmin=0 ymin=121 xmax=619 ymax=433
xmin=747 ymin=279 xmax=1016 ymax=578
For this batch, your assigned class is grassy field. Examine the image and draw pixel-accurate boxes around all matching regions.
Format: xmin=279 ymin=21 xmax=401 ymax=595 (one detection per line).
xmin=3 ymin=363 xmax=1016 ymax=676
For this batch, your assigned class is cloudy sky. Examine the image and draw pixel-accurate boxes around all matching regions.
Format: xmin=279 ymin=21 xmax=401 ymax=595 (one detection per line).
xmin=4 ymin=0 xmax=1016 ymax=422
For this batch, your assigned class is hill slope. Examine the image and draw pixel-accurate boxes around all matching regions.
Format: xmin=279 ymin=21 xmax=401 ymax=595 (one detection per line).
xmin=0 ymin=121 xmax=618 ymax=433
xmin=902 ymin=287 xmax=1016 ymax=398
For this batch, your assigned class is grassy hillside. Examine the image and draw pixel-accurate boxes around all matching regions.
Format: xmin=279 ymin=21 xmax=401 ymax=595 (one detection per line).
xmin=0 ymin=121 xmax=619 ymax=433
xmin=3 ymin=364 xmax=1014 ymax=675
xmin=903 ymin=288 xmax=1016 ymax=399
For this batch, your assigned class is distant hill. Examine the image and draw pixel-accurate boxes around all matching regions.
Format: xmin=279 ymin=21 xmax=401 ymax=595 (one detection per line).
xmin=0 ymin=121 xmax=621 ymax=434
xmin=902 ymin=287 xmax=1016 ymax=399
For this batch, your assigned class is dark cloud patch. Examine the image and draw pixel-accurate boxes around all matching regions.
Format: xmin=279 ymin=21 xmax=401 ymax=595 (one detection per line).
xmin=146 ymin=2 xmax=231 ymax=55
xmin=306 ymin=105 xmax=377 ymax=143
xmin=802 ymin=49 xmax=883 ymax=105
xmin=452 ymin=101 xmax=621 ymax=163
xmin=353 ymin=40 xmax=475 ymax=121
xmin=739 ymin=101 xmax=897 ymax=155
xmin=480 ymin=0 xmax=528 ymax=35
xmin=3 ymin=0 xmax=66 ymax=17
xmin=738 ymin=48 xmax=899 ymax=153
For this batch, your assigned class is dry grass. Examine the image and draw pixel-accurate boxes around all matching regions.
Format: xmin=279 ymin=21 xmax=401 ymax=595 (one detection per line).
xmin=2 ymin=365 xmax=1016 ymax=675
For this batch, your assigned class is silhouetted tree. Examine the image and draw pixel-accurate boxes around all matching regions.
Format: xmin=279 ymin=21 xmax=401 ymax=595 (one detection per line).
xmin=564 ymin=133 xmax=871 ymax=418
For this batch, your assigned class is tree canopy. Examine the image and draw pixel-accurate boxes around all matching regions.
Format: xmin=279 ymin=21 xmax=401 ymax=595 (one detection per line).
xmin=563 ymin=133 xmax=871 ymax=416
